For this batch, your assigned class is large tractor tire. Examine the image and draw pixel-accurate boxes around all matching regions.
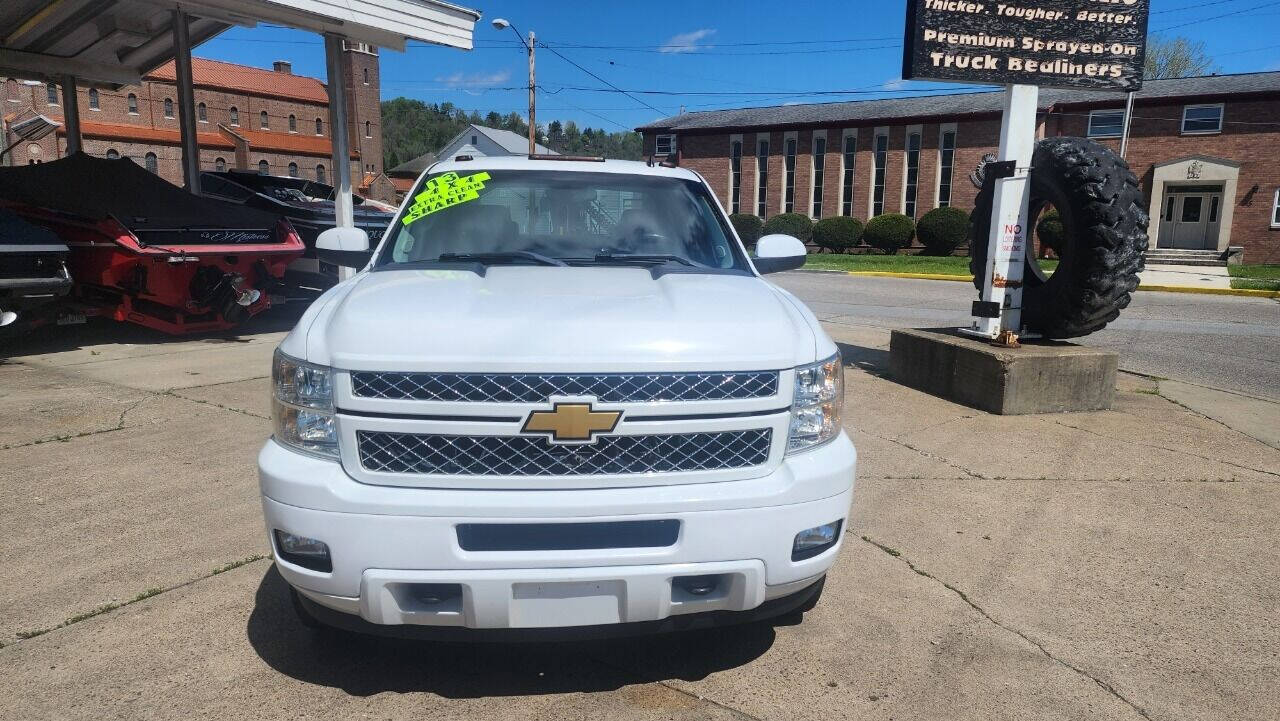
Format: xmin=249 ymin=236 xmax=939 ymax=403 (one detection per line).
xmin=969 ymin=137 xmax=1149 ymax=339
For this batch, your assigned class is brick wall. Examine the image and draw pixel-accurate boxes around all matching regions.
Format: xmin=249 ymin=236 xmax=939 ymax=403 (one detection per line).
xmin=641 ymin=93 xmax=1280 ymax=261
xmin=3 ymin=59 xmax=387 ymax=199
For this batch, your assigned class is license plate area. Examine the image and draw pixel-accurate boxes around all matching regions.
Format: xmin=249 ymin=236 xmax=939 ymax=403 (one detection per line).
xmin=509 ymin=580 xmax=624 ymax=628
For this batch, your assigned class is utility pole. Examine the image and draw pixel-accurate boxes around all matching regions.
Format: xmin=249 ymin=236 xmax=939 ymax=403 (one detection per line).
xmin=527 ymin=31 xmax=536 ymax=155
xmin=1119 ymin=90 xmax=1136 ymax=159
xmin=493 ymin=18 xmax=537 ymax=155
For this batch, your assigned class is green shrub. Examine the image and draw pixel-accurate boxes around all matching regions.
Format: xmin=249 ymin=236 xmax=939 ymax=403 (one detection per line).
xmin=729 ymin=214 xmax=764 ymax=245
xmin=811 ymin=216 xmax=864 ymax=254
xmin=1036 ymin=208 xmax=1064 ymax=257
xmin=916 ymin=207 xmax=970 ymax=256
xmin=863 ymin=214 xmax=916 ymax=255
xmin=762 ymin=213 xmax=814 ymax=243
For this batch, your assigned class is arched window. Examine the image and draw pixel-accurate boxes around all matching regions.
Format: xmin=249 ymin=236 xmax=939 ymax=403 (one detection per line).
xmin=47 ymin=84 xmax=58 ymax=105
xmin=106 ymin=149 xmax=120 ymax=159
xmin=215 ymin=157 xmax=226 ymax=172
xmin=315 ymin=164 xmax=326 ymax=184
xmin=315 ymin=118 xmax=323 ymax=135
xmin=288 ymin=162 xmax=299 ymax=178
xmin=363 ymin=67 xmax=369 ymax=84
xmin=127 ymin=93 xmax=138 ymax=114
xmin=229 ymin=106 xmax=239 ymax=126
xmin=197 ymin=102 xmax=207 ymax=122
xmin=364 ymin=120 xmax=371 ymax=138
xmin=288 ymin=114 xmax=296 ymax=132
xmin=258 ymin=159 xmax=269 ymax=175
xmin=144 ymin=152 xmax=157 ymax=174
xmin=5 ymin=78 xmax=19 ymax=102
xmin=163 ymin=98 xmax=174 ymax=118
xmin=88 ymin=88 xmax=99 ymax=110
xmin=260 ymin=110 xmax=269 ymax=129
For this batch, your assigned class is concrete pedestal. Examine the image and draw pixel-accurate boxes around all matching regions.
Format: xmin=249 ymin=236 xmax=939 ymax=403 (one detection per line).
xmin=889 ymin=328 xmax=1118 ymax=415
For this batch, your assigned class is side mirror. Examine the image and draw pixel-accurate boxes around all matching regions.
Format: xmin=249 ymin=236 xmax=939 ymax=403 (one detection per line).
xmin=316 ymin=226 xmax=371 ymax=268
xmin=752 ymin=234 xmax=807 ymax=275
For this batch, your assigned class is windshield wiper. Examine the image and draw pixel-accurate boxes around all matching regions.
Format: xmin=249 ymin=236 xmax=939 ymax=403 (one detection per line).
xmin=591 ymin=253 xmax=697 ymax=267
xmin=437 ymin=251 xmax=567 ymax=267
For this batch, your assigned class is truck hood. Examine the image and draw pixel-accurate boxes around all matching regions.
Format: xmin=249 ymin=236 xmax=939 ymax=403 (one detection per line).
xmin=294 ymin=266 xmax=820 ymax=373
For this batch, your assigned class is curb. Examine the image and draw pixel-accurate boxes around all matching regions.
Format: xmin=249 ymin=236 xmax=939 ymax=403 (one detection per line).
xmin=799 ymin=269 xmax=1279 ymax=298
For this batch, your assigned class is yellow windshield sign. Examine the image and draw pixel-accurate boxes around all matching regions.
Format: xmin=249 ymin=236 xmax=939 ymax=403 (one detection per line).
xmin=402 ymin=171 xmax=492 ymax=226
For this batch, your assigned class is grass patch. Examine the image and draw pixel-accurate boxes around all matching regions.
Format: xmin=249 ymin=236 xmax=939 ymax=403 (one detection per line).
xmin=212 ymin=553 xmax=268 ymax=575
xmin=804 ymin=253 xmax=1057 ymax=276
xmin=1228 ymin=264 xmax=1280 ymax=291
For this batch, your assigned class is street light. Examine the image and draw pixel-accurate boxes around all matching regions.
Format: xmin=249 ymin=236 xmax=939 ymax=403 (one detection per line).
xmin=491 ymin=17 xmax=536 ymax=155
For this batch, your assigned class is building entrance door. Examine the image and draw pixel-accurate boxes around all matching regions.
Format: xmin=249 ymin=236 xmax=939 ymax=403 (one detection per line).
xmin=1158 ymin=185 xmax=1223 ymax=250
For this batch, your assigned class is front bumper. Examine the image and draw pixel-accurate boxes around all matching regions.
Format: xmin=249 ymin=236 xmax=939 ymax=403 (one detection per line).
xmin=259 ymin=433 xmax=855 ymax=630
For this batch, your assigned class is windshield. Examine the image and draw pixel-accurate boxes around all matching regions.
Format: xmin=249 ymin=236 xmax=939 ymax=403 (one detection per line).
xmin=375 ymin=169 xmax=747 ymax=271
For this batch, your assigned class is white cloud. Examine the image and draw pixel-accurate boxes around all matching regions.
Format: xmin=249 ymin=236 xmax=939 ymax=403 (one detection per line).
xmin=659 ymin=29 xmax=716 ymax=54
xmin=434 ymin=69 xmax=511 ymax=87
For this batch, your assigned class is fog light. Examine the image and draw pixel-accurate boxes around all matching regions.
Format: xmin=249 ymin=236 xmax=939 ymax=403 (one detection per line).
xmin=792 ymin=520 xmax=843 ymax=561
xmin=274 ymin=529 xmax=332 ymax=572
xmin=675 ymin=575 xmax=719 ymax=596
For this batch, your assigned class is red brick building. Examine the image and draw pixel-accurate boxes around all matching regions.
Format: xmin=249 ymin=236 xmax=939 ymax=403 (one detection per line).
xmin=2 ymin=40 xmax=394 ymax=202
xmin=639 ymin=71 xmax=1280 ymax=264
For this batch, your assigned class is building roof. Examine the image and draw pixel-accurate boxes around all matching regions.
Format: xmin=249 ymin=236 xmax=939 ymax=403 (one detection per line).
xmin=472 ymin=124 xmax=557 ymax=155
xmin=390 ymin=176 xmax=417 ymax=192
xmin=638 ymin=71 xmax=1280 ymax=133
xmin=229 ymin=126 xmax=352 ymax=158
xmin=146 ymin=58 xmax=330 ymax=105
xmin=56 ymin=119 xmax=236 ymax=150
xmin=389 ymin=151 xmax=437 ymax=177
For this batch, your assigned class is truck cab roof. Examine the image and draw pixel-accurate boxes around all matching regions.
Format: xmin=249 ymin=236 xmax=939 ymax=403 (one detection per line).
xmin=424 ymin=155 xmax=703 ymax=182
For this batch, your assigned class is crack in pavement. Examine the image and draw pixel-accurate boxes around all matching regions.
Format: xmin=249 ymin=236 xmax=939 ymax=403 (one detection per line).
xmin=850 ymin=423 xmax=987 ymax=479
xmin=1048 ymin=418 xmax=1280 ymax=480
xmin=6 ymin=555 xmax=268 ymax=645
xmin=858 ymin=534 xmax=1154 ymax=721
xmin=0 ymin=395 xmax=151 ymax=450
xmin=164 ymin=390 xmax=270 ymax=420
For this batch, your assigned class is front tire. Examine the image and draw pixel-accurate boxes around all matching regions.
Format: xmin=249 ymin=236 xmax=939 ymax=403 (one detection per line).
xmin=969 ymin=137 xmax=1149 ymax=338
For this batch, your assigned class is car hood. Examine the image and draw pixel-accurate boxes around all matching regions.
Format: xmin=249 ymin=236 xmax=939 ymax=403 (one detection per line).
xmin=289 ymin=266 xmax=821 ymax=373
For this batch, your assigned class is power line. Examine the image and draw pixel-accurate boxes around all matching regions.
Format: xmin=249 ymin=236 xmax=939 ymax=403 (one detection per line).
xmin=536 ymin=45 xmax=671 ymax=115
xmin=1154 ymin=0 xmax=1280 ymax=31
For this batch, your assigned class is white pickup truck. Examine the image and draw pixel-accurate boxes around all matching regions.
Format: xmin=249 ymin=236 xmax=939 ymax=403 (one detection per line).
xmin=259 ymin=156 xmax=857 ymax=638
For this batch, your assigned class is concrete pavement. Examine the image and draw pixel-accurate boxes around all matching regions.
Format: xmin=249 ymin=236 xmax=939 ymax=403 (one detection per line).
xmin=2 ymin=308 xmax=1278 ymax=720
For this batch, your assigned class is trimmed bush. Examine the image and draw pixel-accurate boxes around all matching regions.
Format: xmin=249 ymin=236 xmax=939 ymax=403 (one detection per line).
xmin=916 ymin=206 xmax=971 ymax=256
xmin=811 ymin=216 xmax=864 ymax=254
xmin=762 ymin=213 xmax=814 ymax=243
xmin=1036 ymin=208 xmax=1064 ymax=257
xmin=729 ymin=214 xmax=764 ymax=245
xmin=863 ymin=213 xmax=916 ymax=255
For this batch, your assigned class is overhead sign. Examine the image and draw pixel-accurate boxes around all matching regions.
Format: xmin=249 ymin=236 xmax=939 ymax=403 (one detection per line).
xmin=902 ymin=0 xmax=1149 ymax=91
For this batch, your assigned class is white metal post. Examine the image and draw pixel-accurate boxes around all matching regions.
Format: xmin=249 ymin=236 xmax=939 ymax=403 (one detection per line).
xmin=172 ymin=9 xmax=201 ymax=193
xmin=59 ymin=75 xmax=82 ymax=155
xmin=963 ymin=84 xmax=1039 ymax=342
xmin=324 ymin=34 xmax=356 ymax=279
xmin=1119 ymin=90 xmax=1135 ymax=159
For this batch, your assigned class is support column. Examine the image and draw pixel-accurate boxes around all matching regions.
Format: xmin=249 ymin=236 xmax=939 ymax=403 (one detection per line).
xmin=60 ymin=75 xmax=82 ymax=155
xmin=172 ymin=9 xmax=200 ymax=193
xmin=324 ymin=35 xmax=354 ymax=230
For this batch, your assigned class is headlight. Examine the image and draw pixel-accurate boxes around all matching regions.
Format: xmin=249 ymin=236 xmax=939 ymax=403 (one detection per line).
xmin=787 ymin=352 xmax=844 ymax=453
xmin=272 ymin=349 xmax=338 ymax=459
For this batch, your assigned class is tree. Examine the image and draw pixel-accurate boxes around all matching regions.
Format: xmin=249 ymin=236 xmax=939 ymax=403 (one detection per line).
xmin=1144 ymin=35 xmax=1219 ymax=79
xmin=548 ymin=120 xmax=564 ymax=143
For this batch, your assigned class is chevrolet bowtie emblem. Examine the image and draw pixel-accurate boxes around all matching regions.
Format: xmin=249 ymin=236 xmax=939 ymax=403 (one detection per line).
xmin=522 ymin=403 xmax=622 ymax=443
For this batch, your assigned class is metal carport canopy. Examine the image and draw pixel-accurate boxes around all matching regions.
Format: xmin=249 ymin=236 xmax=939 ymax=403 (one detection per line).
xmin=0 ymin=0 xmax=479 ymax=86
xmin=1 ymin=0 xmax=479 ymax=270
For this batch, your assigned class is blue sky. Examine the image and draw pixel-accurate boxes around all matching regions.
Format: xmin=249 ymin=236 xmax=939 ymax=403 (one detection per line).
xmin=197 ymin=0 xmax=1280 ymax=132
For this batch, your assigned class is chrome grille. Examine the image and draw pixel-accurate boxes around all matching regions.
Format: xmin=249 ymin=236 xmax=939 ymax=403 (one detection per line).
xmin=349 ymin=371 xmax=778 ymax=403
xmin=357 ymin=429 xmax=773 ymax=477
